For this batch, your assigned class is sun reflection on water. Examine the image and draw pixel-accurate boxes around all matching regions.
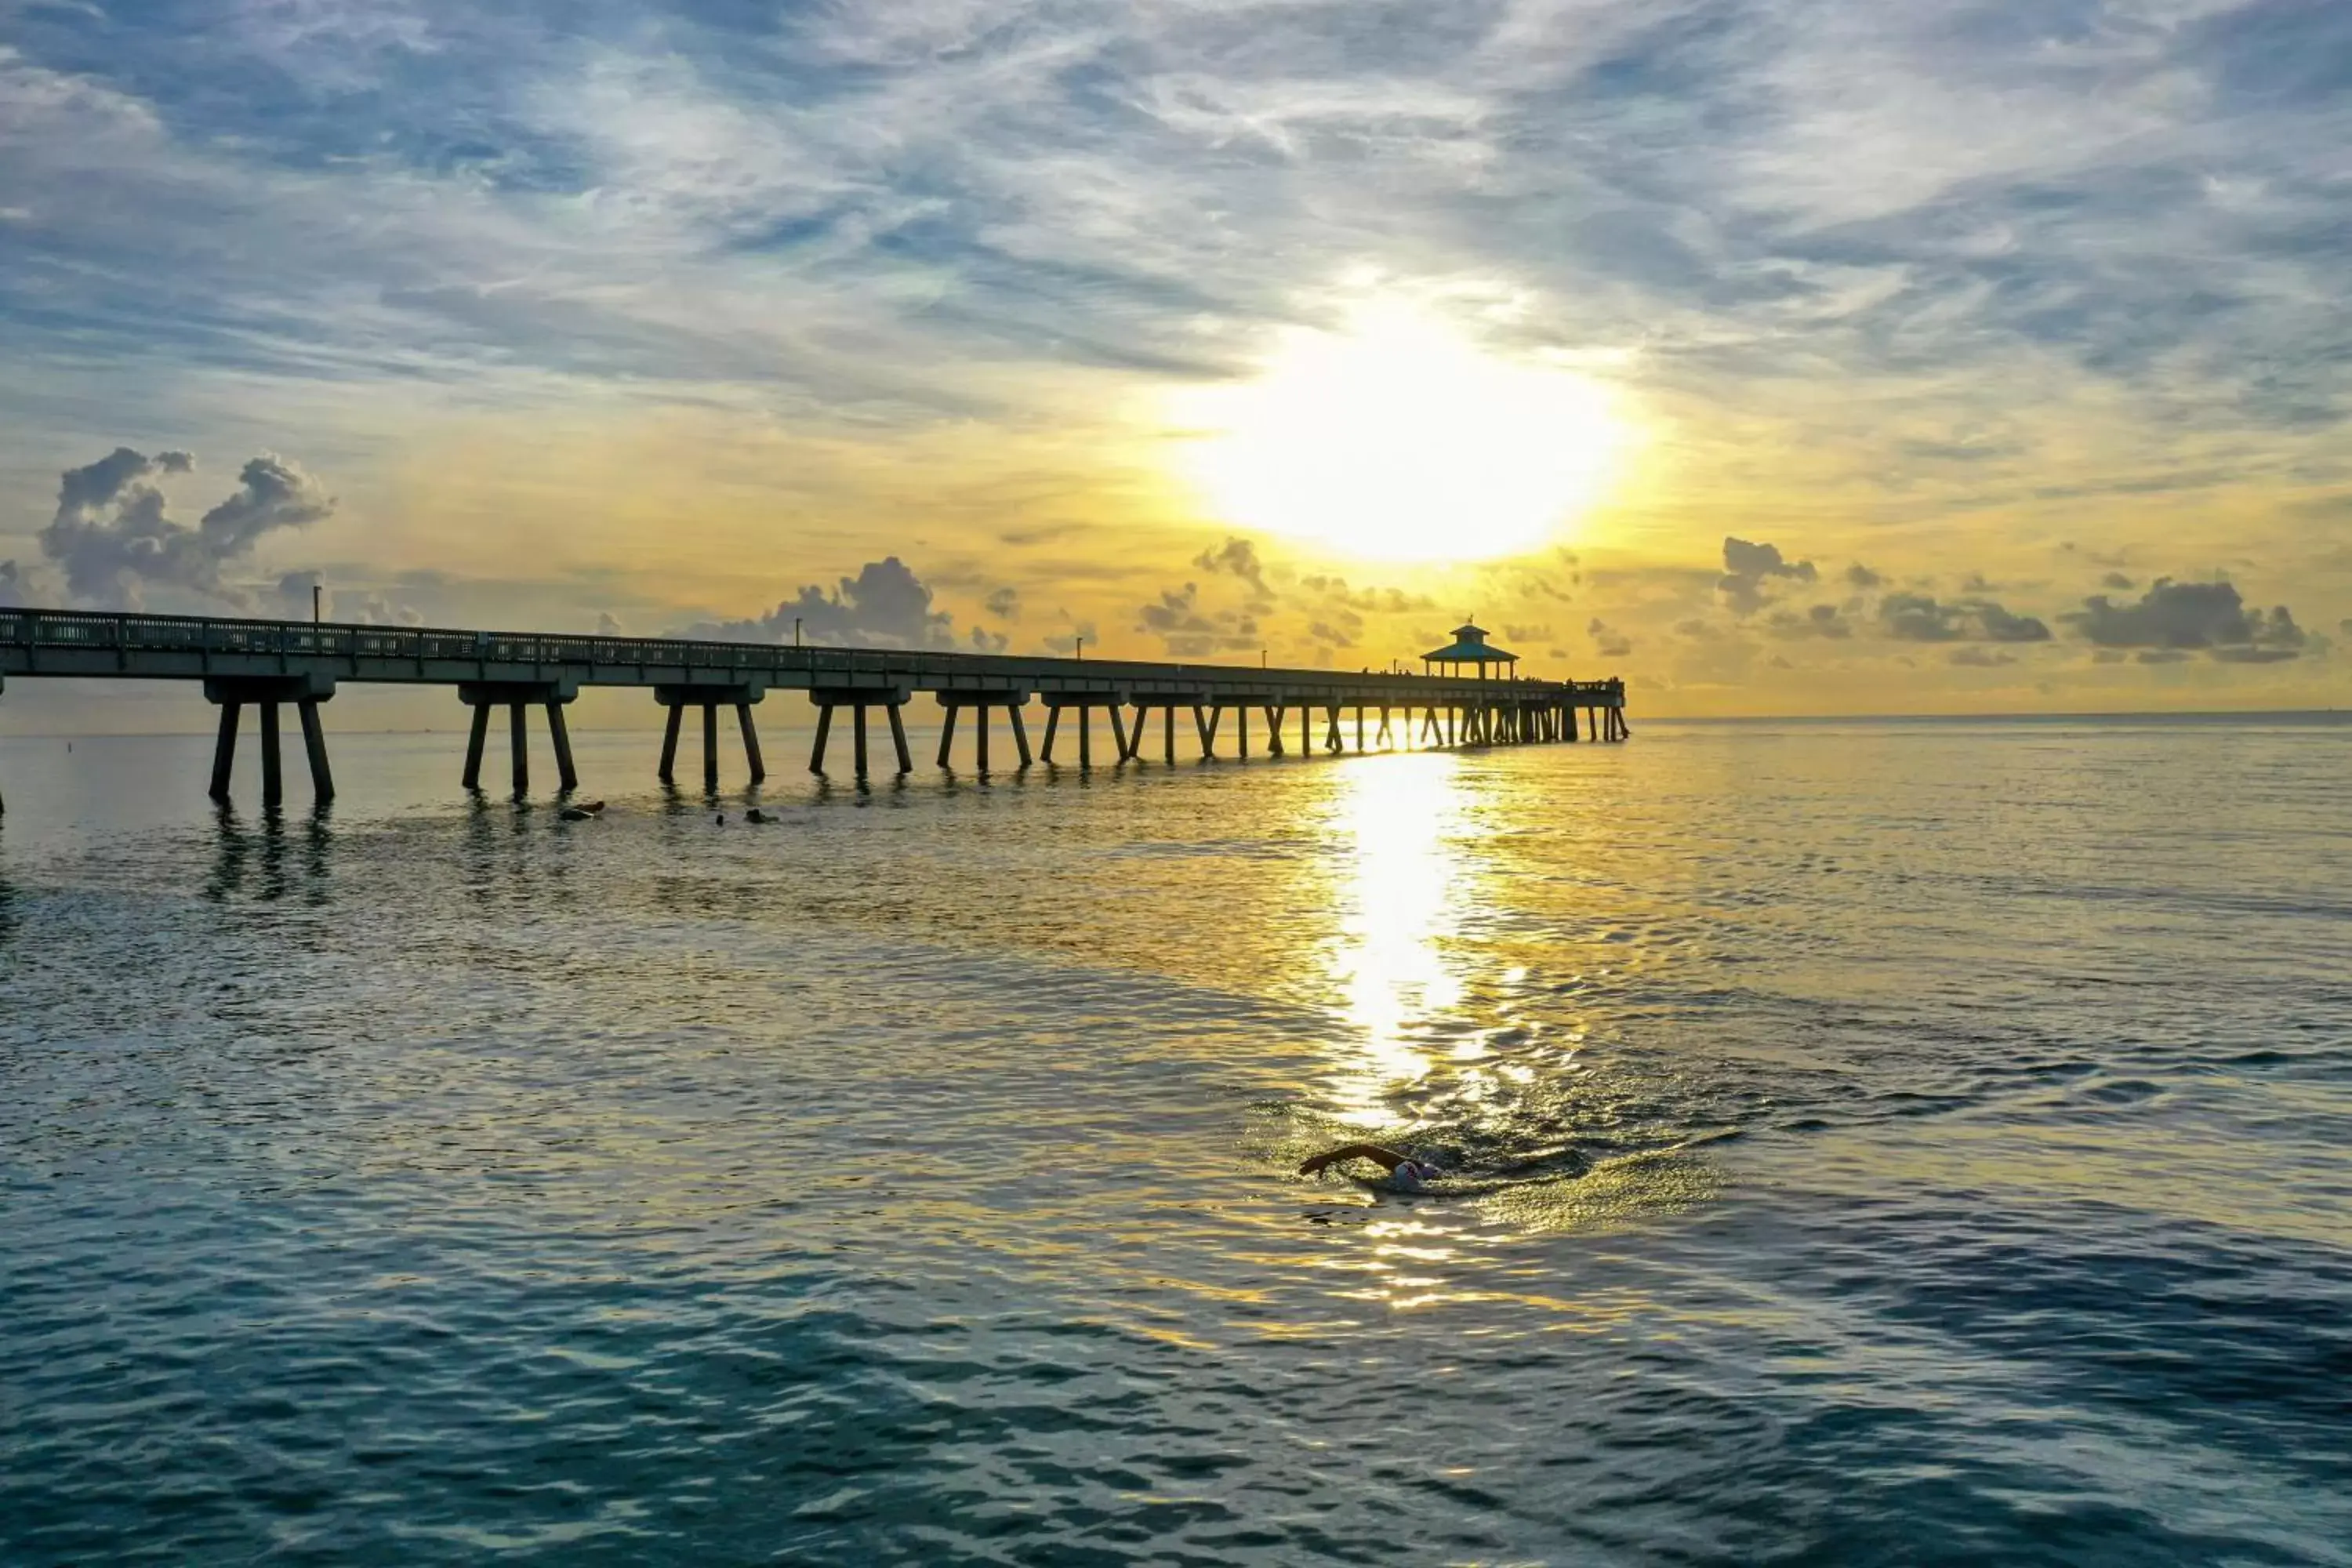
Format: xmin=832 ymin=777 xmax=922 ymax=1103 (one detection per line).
xmin=1324 ymin=753 xmax=1480 ymax=1123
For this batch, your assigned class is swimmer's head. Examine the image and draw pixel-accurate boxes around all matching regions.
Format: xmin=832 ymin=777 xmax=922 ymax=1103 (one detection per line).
xmin=1390 ymin=1160 xmax=1440 ymax=1192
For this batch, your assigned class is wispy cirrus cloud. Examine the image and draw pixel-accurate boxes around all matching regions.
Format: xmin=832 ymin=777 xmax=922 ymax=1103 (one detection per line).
xmin=0 ymin=2 xmax=2347 ymax=709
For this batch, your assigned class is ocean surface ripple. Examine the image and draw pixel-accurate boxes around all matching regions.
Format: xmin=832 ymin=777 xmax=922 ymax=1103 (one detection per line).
xmin=3 ymin=717 xmax=2347 ymax=1565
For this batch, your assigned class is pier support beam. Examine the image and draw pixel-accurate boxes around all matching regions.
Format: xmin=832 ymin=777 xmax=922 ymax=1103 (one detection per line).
xmin=1038 ymin=692 xmax=1131 ymax=769
xmin=1194 ymin=705 xmax=1216 ymax=759
xmin=653 ymin=682 xmax=768 ymax=791
xmin=260 ymin=702 xmax=285 ymax=807
xmin=935 ymin=691 xmax=1033 ymax=773
xmin=459 ymin=680 xmax=582 ymax=797
xmin=805 ymin=685 xmax=909 ymax=781
xmin=298 ymin=699 xmax=335 ymax=800
xmin=549 ymin=702 xmax=579 ymax=790
xmin=734 ymin=704 xmax=764 ymax=783
xmin=210 ymin=700 xmax=241 ymax=801
xmin=204 ymin=674 xmax=337 ymax=807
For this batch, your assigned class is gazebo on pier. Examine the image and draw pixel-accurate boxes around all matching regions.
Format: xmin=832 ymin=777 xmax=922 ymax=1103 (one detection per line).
xmin=1419 ymin=620 xmax=1532 ymax=746
xmin=1421 ymin=620 xmax=1517 ymax=680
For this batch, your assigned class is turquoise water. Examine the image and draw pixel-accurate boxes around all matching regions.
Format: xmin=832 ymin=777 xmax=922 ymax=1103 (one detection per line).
xmin=3 ymin=715 xmax=2348 ymax=1565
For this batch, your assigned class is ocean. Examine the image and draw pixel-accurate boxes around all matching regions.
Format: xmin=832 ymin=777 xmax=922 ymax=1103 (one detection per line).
xmin=2 ymin=714 xmax=2347 ymax=1566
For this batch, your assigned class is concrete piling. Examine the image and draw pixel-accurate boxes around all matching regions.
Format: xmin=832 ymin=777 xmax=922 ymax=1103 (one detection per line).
xmin=260 ymin=702 xmax=285 ymax=808
xmin=210 ymin=701 xmax=241 ymax=800
xmin=298 ymin=699 xmax=335 ymax=801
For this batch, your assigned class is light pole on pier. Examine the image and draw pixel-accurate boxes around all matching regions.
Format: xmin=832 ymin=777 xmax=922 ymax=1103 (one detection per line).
xmin=793 ymin=617 xmax=802 ymax=648
xmin=312 ymin=584 xmax=321 ymax=625
xmin=1074 ymin=636 xmax=1084 ymax=660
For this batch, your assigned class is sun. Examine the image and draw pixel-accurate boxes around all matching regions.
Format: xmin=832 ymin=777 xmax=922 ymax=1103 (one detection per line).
xmin=1168 ymin=299 xmax=1632 ymax=562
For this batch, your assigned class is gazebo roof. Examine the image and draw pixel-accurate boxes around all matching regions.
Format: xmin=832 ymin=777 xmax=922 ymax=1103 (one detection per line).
xmin=1422 ymin=620 xmax=1519 ymax=664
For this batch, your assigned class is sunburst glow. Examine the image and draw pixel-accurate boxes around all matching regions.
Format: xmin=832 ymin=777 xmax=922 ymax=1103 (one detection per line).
xmin=1171 ymin=300 xmax=1631 ymax=562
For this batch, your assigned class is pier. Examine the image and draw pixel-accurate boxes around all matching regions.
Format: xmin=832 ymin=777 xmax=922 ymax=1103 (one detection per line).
xmin=0 ymin=609 xmax=1628 ymax=809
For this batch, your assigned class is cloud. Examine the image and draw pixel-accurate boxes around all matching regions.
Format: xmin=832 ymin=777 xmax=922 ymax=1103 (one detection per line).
xmin=1192 ymin=537 xmax=1268 ymax=596
xmin=2061 ymin=578 xmax=2308 ymax=662
xmin=685 ymin=556 xmax=957 ymax=648
xmin=1949 ymin=648 xmax=2016 ymax=667
xmin=1879 ymin=593 xmax=2053 ymax=644
xmin=0 ymin=558 xmax=31 ymax=607
xmin=1588 ymin=617 xmax=1632 ymax=659
xmin=1134 ymin=582 xmax=1260 ymax=657
xmin=1503 ymin=622 xmax=1555 ymax=643
xmin=1043 ymin=616 xmax=1099 ymax=656
xmin=596 ymin=612 xmax=625 ymax=636
xmin=983 ymin=586 xmax=1021 ymax=620
xmin=1766 ymin=604 xmax=1853 ymax=640
xmin=1719 ymin=537 xmax=1816 ymax=615
xmin=2101 ymin=572 xmax=2136 ymax=590
xmin=38 ymin=448 xmax=333 ymax=609
xmin=1299 ymin=575 xmax=1439 ymax=615
xmin=1845 ymin=562 xmax=1883 ymax=590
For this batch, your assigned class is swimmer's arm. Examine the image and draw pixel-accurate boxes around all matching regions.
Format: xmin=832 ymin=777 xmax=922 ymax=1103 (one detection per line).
xmin=1297 ymin=1143 xmax=1409 ymax=1178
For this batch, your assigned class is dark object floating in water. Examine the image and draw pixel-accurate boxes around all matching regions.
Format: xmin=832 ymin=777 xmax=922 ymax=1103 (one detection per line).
xmin=745 ymin=808 xmax=776 ymax=824
xmin=714 ymin=812 xmax=726 ymax=825
xmin=558 ymin=807 xmax=595 ymax=822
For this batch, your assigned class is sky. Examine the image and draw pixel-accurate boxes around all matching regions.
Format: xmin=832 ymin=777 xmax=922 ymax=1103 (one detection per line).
xmin=2 ymin=0 xmax=2349 ymax=718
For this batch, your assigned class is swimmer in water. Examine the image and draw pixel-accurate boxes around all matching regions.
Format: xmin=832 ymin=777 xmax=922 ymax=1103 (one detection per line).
xmin=1297 ymin=1142 xmax=1443 ymax=1192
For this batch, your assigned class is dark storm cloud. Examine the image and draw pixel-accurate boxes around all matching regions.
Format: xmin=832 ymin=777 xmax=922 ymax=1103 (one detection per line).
xmin=684 ymin=556 xmax=956 ymax=649
xmin=1719 ymin=537 xmax=1816 ymax=615
xmin=1879 ymin=592 xmax=2053 ymax=644
xmin=2061 ymin=577 xmax=2307 ymax=661
xmin=1134 ymin=582 xmax=1260 ymax=657
xmin=38 ymin=447 xmax=333 ymax=608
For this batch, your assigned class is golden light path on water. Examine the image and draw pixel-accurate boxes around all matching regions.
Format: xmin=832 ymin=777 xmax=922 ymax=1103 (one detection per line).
xmin=1325 ymin=750 xmax=1470 ymax=1120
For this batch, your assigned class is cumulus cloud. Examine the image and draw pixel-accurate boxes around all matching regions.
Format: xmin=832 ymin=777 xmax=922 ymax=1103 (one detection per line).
xmin=1043 ymin=616 xmax=1099 ymax=656
xmin=0 ymin=558 xmax=33 ymax=607
xmin=1846 ymin=562 xmax=1884 ymax=590
xmin=1949 ymin=648 xmax=2016 ymax=667
xmin=685 ymin=556 xmax=958 ymax=648
xmin=38 ymin=448 xmax=333 ymax=608
xmin=1879 ymin=593 xmax=2053 ymax=644
xmin=1719 ymin=537 xmax=1817 ymax=615
xmin=1588 ymin=618 xmax=1632 ymax=659
xmin=1298 ymin=575 xmax=1438 ymax=615
xmin=983 ymin=586 xmax=1021 ymax=620
xmin=595 ymin=612 xmax=625 ymax=636
xmin=1766 ymin=604 xmax=1853 ymax=639
xmin=1192 ymin=537 xmax=1269 ymax=597
xmin=1135 ymin=583 xmax=1260 ymax=658
xmin=2101 ymin=572 xmax=2136 ymax=590
xmin=2062 ymin=579 xmax=2308 ymax=662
